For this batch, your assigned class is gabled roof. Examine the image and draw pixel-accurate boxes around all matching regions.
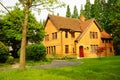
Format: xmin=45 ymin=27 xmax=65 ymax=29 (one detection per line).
xmin=45 ymin=14 xmax=82 ymax=32
xmin=44 ymin=14 xmax=112 ymax=42
xmin=101 ymin=30 xmax=112 ymax=39
xmin=80 ymin=18 xmax=102 ymax=31
xmin=75 ymin=19 xmax=103 ymax=42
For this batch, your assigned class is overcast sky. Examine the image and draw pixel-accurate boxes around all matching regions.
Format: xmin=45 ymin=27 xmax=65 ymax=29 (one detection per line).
xmin=0 ymin=0 xmax=94 ymax=21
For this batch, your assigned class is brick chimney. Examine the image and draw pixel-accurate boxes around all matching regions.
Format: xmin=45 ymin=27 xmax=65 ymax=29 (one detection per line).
xmin=80 ymin=14 xmax=85 ymax=22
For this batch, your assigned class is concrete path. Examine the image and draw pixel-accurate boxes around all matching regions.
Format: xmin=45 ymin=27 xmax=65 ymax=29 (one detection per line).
xmin=0 ymin=60 xmax=82 ymax=72
xmin=34 ymin=60 xmax=81 ymax=68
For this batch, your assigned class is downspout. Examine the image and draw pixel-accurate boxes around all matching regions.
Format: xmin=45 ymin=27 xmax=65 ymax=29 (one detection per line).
xmin=61 ymin=31 xmax=63 ymax=55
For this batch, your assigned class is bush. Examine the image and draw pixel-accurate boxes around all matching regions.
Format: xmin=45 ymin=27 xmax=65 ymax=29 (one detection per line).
xmin=26 ymin=44 xmax=46 ymax=61
xmin=0 ymin=41 xmax=9 ymax=63
xmin=6 ymin=56 xmax=14 ymax=64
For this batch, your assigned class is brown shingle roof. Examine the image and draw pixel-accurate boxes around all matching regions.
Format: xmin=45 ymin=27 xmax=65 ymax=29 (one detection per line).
xmin=101 ymin=30 xmax=112 ymax=38
xmin=80 ymin=18 xmax=95 ymax=31
xmin=48 ymin=14 xmax=82 ymax=32
xmin=75 ymin=19 xmax=101 ymax=42
xmin=45 ymin=14 xmax=112 ymax=42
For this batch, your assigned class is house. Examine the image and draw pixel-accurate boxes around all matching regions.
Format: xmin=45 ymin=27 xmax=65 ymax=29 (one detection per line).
xmin=43 ymin=14 xmax=114 ymax=58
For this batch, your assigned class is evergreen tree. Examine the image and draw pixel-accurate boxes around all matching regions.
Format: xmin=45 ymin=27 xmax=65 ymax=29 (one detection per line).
xmin=84 ymin=0 xmax=91 ymax=19
xmin=72 ymin=5 xmax=79 ymax=18
xmin=80 ymin=4 xmax=85 ymax=16
xmin=66 ymin=5 xmax=71 ymax=18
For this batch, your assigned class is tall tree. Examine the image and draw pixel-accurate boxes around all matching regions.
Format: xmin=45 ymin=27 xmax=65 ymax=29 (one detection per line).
xmin=105 ymin=0 xmax=120 ymax=55
xmin=84 ymin=0 xmax=91 ymax=19
xmin=0 ymin=7 xmax=44 ymax=58
xmin=72 ymin=5 xmax=79 ymax=18
xmin=18 ymin=0 xmax=65 ymax=70
xmin=80 ymin=4 xmax=85 ymax=16
xmin=66 ymin=5 xmax=71 ymax=18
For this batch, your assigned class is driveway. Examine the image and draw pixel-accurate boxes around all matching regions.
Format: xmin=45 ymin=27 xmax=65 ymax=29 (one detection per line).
xmin=0 ymin=60 xmax=82 ymax=72
xmin=34 ymin=60 xmax=82 ymax=68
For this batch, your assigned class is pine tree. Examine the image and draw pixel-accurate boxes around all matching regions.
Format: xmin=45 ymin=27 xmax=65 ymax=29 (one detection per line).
xmin=84 ymin=0 xmax=91 ymax=19
xmin=72 ymin=5 xmax=79 ymax=18
xmin=66 ymin=5 xmax=71 ymax=18
xmin=80 ymin=4 xmax=85 ymax=16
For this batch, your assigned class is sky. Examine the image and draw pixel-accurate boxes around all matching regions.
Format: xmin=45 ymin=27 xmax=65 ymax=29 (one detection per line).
xmin=0 ymin=0 xmax=94 ymax=21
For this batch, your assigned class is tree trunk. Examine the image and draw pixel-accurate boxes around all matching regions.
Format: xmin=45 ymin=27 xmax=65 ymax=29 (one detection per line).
xmin=19 ymin=5 xmax=29 ymax=70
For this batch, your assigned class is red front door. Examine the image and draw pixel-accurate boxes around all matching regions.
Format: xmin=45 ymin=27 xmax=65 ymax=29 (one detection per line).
xmin=79 ymin=46 xmax=84 ymax=57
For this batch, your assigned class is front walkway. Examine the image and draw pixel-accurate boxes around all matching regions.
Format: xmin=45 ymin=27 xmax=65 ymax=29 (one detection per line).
xmin=0 ymin=60 xmax=82 ymax=72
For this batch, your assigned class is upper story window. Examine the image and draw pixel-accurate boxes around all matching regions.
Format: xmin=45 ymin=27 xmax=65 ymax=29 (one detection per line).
xmin=65 ymin=31 xmax=68 ymax=38
xmin=71 ymin=32 xmax=75 ymax=38
xmin=102 ymin=39 xmax=111 ymax=43
xmin=52 ymin=32 xmax=57 ymax=40
xmin=90 ymin=32 xmax=98 ymax=39
xmin=45 ymin=34 xmax=49 ymax=41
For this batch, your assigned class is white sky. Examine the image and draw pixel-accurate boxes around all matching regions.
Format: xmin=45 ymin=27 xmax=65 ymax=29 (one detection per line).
xmin=0 ymin=0 xmax=94 ymax=21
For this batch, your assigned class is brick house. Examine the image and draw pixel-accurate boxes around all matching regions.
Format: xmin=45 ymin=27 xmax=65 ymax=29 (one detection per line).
xmin=43 ymin=14 xmax=114 ymax=58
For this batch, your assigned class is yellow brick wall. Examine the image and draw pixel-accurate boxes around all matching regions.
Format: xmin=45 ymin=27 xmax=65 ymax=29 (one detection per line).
xmin=43 ymin=19 xmax=114 ymax=58
xmin=76 ymin=22 xmax=101 ymax=58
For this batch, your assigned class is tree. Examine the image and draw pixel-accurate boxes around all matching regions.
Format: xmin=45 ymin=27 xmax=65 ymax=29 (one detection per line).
xmin=80 ymin=4 xmax=85 ymax=16
xmin=84 ymin=0 xmax=91 ymax=19
xmin=18 ymin=0 xmax=65 ymax=70
xmin=72 ymin=5 xmax=79 ymax=18
xmin=0 ymin=7 xmax=44 ymax=58
xmin=66 ymin=5 xmax=71 ymax=18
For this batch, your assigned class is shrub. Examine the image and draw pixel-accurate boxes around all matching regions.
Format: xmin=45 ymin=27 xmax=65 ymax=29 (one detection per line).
xmin=26 ymin=44 xmax=46 ymax=61
xmin=0 ymin=41 xmax=9 ymax=63
xmin=6 ymin=56 xmax=14 ymax=64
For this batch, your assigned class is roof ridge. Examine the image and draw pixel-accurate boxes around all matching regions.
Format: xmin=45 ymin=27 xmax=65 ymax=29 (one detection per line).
xmin=48 ymin=14 xmax=81 ymax=21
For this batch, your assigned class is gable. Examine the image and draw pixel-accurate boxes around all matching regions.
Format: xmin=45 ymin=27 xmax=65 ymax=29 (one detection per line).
xmin=75 ymin=19 xmax=102 ymax=42
xmin=45 ymin=14 xmax=82 ymax=32
xmin=45 ymin=19 xmax=58 ymax=34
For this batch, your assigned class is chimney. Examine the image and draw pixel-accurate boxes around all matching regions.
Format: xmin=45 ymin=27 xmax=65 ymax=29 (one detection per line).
xmin=80 ymin=14 xmax=85 ymax=22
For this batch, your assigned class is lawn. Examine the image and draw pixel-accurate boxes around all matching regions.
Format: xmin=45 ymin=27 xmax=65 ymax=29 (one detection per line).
xmin=0 ymin=56 xmax=120 ymax=80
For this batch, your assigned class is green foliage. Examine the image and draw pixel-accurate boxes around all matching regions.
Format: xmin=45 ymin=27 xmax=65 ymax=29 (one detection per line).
xmin=66 ymin=5 xmax=71 ymax=18
xmin=26 ymin=44 xmax=46 ymax=61
xmin=6 ymin=56 xmax=14 ymax=64
xmin=0 ymin=41 xmax=9 ymax=63
xmin=84 ymin=0 xmax=91 ymax=19
xmin=0 ymin=7 xmax=45 ymax=58
xmin=0 ymin=56 xmax=120 ymax=80
xmin=51 ymin=51 xmax=56 ymax=57
xmin=72 ymin=6 xmax=79 ymax=18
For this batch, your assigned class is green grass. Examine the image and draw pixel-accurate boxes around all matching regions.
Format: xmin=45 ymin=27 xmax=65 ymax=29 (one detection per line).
xmin=0 ymin=56 xmax=120 ymax=80
xmin=0 ymin=63 xmax=12 ymax=69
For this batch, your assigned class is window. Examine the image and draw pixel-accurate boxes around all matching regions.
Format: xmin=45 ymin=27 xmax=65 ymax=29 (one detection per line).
xmin=52 ymin=33 xmax=54 ymax=39
xmin=110 ymin=47 xmax=112 ymax=53
xmin=90 ymin=32 xmax=98 ymax=39
xmin=71 ymin=32 xmax=75 ymax=38
xmin=53 ymin=46 xmax=56 ymax=53
xmin=102 ymin=39 xmax=104 ymax=43
xmin=108 ymin=40 xmax=111 ymax=43
xmin=90 ymin=45 xmax=98 ymax=53
xmin=45 ymin=34 xmax=49 ymax=41
xmin=90 ymin=32 xmax=93 ymax=39
xmin=65 ymin=45 xmax=69 ymax=53
xmin=95 ymin=32 xmax=98 ymax=38
xmin=54 ymin=32 xmax=57 ymax=39
xmin=52 ymin=32 xmax=57 ymax=40
xmin=65 ymin=31 xmax=68 ymax=38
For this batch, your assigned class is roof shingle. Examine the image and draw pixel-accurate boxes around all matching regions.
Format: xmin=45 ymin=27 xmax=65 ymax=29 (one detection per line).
xmin=48 ymin=14 xmax=82 ymax=32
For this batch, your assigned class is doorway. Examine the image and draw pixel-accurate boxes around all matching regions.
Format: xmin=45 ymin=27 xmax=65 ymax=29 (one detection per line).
xmin=79 ymin=46 xmax=84 ymax=57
